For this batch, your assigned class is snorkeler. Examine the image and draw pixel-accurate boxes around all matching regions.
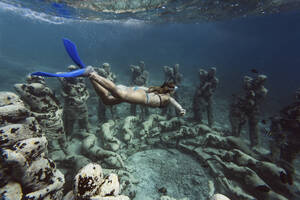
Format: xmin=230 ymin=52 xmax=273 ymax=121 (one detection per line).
xmin=87 ymin=67 xmax=185 ymax=115
xmin=31 ymin=38 xmax=186 ymax=116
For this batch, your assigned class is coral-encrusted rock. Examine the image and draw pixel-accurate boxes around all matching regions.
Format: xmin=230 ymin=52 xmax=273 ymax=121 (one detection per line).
xmin=14 ymin=76 xmax=65 ymax=140
xmin=90 ymin=195 xmax=130 ymax=200
xmin=210 ymin=194 xmax=231 ymax=200
xmin=0 ymin=92 xmax=29 ymax=125
xmin=1 ymin=136 xmax=65 ymax=200
xmin=99 ymin=174 xmax=120 ymax=197
xmin=160 ymin=196 xmax=189 ymax=200
xmin=0 ymin=91 xmax=65 ymax=200
xmin=12 ymin=136 xmax=48 ymax=161
xmin=0 ymin=117 xmax=43 ymax=147
xmin=0 ymin=181 xmax=23 ymax=200
xmin=69 ymin=163 xmax=131 ymax=200
xmin=74 ymin=163 xmax=104 ymax=199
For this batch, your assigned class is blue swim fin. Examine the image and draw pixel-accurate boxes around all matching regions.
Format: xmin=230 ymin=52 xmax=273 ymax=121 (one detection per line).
xmin=31 ymin=68 xmax=86 ymax=77
xmin=63 ymin=38 xmax=86 ymax=68
xmin=31 ymin=38 xmax=87 ymax=78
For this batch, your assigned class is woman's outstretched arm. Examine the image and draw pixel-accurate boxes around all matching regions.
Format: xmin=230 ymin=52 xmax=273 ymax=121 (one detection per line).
xmin=169 ymin=97 xmax=186 ymax=116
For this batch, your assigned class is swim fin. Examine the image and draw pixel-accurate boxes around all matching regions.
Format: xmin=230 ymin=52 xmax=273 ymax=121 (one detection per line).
xmin=31 ymin=68 xmax=86 ymax=77
xmin=31 ymin=38 xmax=87 ymax=78
xmin=63 ymin=38 xmax=86 ymax=68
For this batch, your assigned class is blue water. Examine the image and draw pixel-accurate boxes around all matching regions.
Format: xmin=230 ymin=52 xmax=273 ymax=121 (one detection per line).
xmin=1 ymin=1 xmax=300 ymax=199
xmin=1 ymin=7 xmax=300 ymax=108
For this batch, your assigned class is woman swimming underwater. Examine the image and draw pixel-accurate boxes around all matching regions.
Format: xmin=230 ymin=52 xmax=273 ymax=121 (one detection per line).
xmin=87 ymin=66 xmax=185 ymax=115
xmin=31 ymin=39 xmax=186 ymax=116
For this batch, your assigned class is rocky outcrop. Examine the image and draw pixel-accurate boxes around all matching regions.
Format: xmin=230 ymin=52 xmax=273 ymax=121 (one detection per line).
xmin=0 ymin=91 xmax=65 ymax=200
xmin=63 ymin=163 xmax=130 ymax=200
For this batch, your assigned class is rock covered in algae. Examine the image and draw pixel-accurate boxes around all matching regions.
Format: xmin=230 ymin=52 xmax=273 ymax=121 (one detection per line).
xmin=14 ymin=76 xmax=65 ymax=140
xmin=0 ymin=181 xmax=23 ymax=200
xmin=66 ymin=163 xmax=130 ymax=200
xmin=160 ymin=196 xmax=189 ymax=200
xmin=210 ymin=194 xmax=231 ymax=200
xmin=0 ymin=91 xmax=65 ymax=200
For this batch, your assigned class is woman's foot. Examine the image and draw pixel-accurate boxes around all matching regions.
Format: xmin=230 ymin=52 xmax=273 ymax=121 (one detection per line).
xmin=83 ymin=65 xmax=95 ymax=76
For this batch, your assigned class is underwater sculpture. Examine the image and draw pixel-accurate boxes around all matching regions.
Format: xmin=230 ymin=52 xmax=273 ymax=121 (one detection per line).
xmin=162 ymin=123 xmax=293 ymax=200
xmin=163 ymin=64 xmax=183 ymax=86
xmin=82 ymin=130 xmax=125 ymax=169
xmin=140 ymin=114 xmax=167 ymax=139
xmin=95 ymin=63 xmax=117 ymax=122
xmin=58 ymin=65 xmax=90 ymax=137
xmin=129 ymin=61 xmax=149 ymax=119
xmin=0 ymin=91 xmax=65 ymax=200
xmin=162 ymin=64 xmax=183 ymax=117
xmin=130 ymin=61 xmax=149 ymax=88
xmin=26 ymin=38 xmax=299 ymax=200
xmin=13 ymin=75 xmax=67 ymax=152
xmin=98 ymin=120 xmax=121 ymax=151
xmin=193 ymin=67 xmax=219 ymax=127
xmin=229 ymin=74 xmax=268 ymax=150
xmin=228 ymin=94 xmax=247 ymax=138
xmin=31 ymin=39 xmax=186 ymax=116
xmin=122 ymin=116 xmax=139 ymax=144
xmin=268 ymin=88 xmax=300 ymax=185
xmin=91 ymin=111 xmax=295 ymax=200
xmin=63 ymin=163 xmax=130 ymax=200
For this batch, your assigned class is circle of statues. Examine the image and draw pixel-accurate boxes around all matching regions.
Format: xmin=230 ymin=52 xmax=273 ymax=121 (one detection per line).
xmin=1 ymin=61 xmax=299 ymax=200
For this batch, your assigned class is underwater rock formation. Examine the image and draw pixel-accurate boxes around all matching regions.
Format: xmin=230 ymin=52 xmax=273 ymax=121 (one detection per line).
xmin=63 ymin=163 xmax=130 ymax=200
xmin=0 ymin=91 xmax=65 ymax=200
xmin=160 ymin=196 xmax=189 ymax=200
xmin=14 ymin=76 xmax=66 ymax=151
xmin=0 ymin=91 xmax=135 ymax=200
xmin=210 ymin=194 xmax=231 ymax=200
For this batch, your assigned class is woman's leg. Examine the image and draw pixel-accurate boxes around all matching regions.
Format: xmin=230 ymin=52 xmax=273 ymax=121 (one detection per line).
xmin=88 ymin=71 xmax=146 ymax=105
xmin=90 ymin=79 xmax=122 ymax=105
xmin=89 ymin=72 xmax=126 ymax=99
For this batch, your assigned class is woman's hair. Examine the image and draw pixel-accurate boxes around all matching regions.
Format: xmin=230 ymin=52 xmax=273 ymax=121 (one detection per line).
xmin=147 ymin=81 xmax=175 ymax=94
